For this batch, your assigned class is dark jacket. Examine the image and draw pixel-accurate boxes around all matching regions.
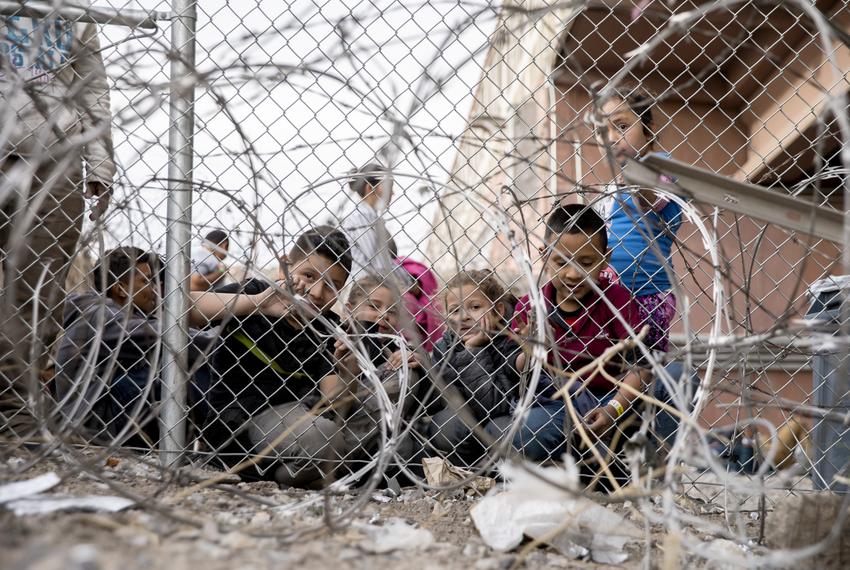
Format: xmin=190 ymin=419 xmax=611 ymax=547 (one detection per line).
xmin=429 ymin=331 xmax=521 ymax=420
xmin=203 ymin=278 xmax=338 ymax=449
xmin=54 ymin=292 xmax=160 ymax=420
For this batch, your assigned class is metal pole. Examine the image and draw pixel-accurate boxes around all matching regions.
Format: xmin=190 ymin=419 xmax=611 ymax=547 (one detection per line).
xmin=160 ymin=0 xmax=196 ymax=468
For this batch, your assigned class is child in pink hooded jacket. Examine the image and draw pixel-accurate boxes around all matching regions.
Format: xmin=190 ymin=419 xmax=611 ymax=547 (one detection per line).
xmin=396 ymin=257 xmax=442 ymax=352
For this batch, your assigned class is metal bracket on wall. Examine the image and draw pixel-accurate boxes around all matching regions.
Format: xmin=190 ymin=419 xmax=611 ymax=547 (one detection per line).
xmin=623 ymin=154 xmax=844 ymax=243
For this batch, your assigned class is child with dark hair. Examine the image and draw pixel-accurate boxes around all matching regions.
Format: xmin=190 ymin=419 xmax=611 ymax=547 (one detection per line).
xmin=423 ymin=270 xmax=525 ymax=467
xmin=55 ymin=247 xmax=165 ymax=444
xmin=592 ymin=85 xmax=683 ymax=353
xmin=190 ymin=228 xmax=230 ymax=291
xmin=339 ymin=162 xmax=397 ymax=281
xmin=192 ymin=225 xmax=352 ymax=487
xmin=513 ymin=204 xmax=650 ymax=461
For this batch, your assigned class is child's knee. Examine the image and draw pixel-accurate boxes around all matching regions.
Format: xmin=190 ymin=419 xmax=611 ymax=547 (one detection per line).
xmin=512 ymin=404 xmax=567 ymax=461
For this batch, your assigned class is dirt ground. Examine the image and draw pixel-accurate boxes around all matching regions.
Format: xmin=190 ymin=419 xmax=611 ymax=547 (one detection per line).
xmin=1 ymin=449 xmax=769 ymax=570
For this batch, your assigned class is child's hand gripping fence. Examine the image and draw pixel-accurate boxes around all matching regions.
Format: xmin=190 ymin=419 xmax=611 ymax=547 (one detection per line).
xmin=1 ymin=0 xmax=849 ymax=566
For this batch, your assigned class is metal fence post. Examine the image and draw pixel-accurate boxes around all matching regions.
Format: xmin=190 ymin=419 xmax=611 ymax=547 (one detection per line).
xmin=160 ymin=0 xmax=197 ymax=468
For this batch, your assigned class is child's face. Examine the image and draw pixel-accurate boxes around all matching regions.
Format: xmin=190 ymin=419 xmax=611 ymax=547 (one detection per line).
xmin=599 ymin=98 xmax=652 ymax=166
xmin=114 ymin=261 xmax=158 ymax=315
xmin=376 ymin=179 xmax=394 ymax=204
xmin=347 ymin=285 xmax=400 ymax=334
xmin=544 ymin=232 xmax=609 ymax=307
xmin=445 ymin=284 xmax=501 ymax=343
xmin=281 ymin=253 xmax=348 ymax=315
xmin=210 ymin=240 xmax=228 ymax=261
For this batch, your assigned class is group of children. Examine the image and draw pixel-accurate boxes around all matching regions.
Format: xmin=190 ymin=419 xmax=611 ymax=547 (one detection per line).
xmin=53 ymin=86 xmax=684 ymax=489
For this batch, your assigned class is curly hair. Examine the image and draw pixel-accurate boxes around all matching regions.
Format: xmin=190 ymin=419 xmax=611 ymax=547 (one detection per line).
xmin=444 ymin=270 xmax=507 ymax=307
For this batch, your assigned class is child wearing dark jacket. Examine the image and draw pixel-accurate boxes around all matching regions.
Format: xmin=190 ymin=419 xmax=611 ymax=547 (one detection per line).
xmin=55 ymin=247 xmax=179 ymax=445
xmin=193 ymin=226 xmax=352 ymax=487
xmin=425 ymin=270 xmax=522 ymax=468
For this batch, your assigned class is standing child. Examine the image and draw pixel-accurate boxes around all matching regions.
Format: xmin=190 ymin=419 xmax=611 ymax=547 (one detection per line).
xmin=339 ymin=163 xmax=396 ymax=281
xmin=190 ymin=229 xmax=230 ymax=291
xmin=593 ymin=86 xmax=683 ymax=353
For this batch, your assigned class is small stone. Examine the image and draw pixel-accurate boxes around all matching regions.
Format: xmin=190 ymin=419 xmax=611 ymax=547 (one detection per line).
xmin=463 ymin=543 xmax=486 ymax=558
xmin=268 ymin=551 xmax=305 ymax=564
xmin=115 ymin=527 xmax=154 ymax=548
xmin=546 ymin=553 xmax=573 ymax=568
xmin=705 ymin=539 xmax=748 ymax=570
xmin=431 ymin=502 xmax=449 ymax=518
xmin=68 ymin=544 xmax=100 ymax=570
xmin=197 ymin=540 xmax=227 ymax=559
xmin=371 ymin=491 xmax=392 ymax=503
xmin=251 ymin=511 xmax=272 ymax=525
xmin=524 ymin=550 xmax=547 ymax=566
xmin=475 ymin=556 xmax=515 ymax=570
xmin=474 ymin=559 xmax=497 ymax=570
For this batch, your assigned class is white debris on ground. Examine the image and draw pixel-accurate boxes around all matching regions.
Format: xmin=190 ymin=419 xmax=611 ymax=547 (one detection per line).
xmin=470 ymin=460 xmax=641 ymax=564
xmin=0 ymin=472 xmax=61 ymax=502
xmin=357 ymin=517 xmax=434 ymax=553
xmin=421 ymin=457 xmax=496 ymax=495
xmin=0 ymin=471 xmax=134 ymax=516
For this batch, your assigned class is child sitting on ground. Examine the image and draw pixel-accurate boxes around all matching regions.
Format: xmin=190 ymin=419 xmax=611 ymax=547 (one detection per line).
xmin=513 ymin=204 xmax=650 ymax=464
xmin=331 ymin=275 xmax=424 ymax=476
xmin=424 ymin=270 xmax=523 ymax=468
xmin=193 ymin=226 xmax=351 ymax=487
xmin=55 ymin=247 xmax=171 ymax=445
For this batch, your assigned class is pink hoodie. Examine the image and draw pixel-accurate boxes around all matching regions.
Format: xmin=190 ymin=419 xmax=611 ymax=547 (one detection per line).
xmin=396 ymin=257 xmax=442 ymax=352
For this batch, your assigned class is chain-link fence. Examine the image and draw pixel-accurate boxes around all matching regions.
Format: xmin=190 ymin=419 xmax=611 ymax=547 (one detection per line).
xmin=1 ymin=0 xmax=850 ymax=563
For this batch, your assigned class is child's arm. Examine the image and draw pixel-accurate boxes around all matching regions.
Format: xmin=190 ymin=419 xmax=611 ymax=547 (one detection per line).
xmin=319 ymin=374 xmax=352 ymax=417
xmin=187 ymin=281 xmax=292 ymax=327
xmin=634 ymin=187 xmax=669 ymax=213
xmin=585 ymin=366 xmax=650 ymax=433
xmin=584 ymin=286 xmax=652 ymax=433
xmin=189 ymin=267 xmax=224 ymax=291
xmin=511 ymin=298 xmax=533 ymax=371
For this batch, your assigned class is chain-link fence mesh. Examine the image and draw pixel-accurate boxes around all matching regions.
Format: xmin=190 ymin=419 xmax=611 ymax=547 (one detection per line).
xmin=2 ymin=0 xmax=850 ymax=564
